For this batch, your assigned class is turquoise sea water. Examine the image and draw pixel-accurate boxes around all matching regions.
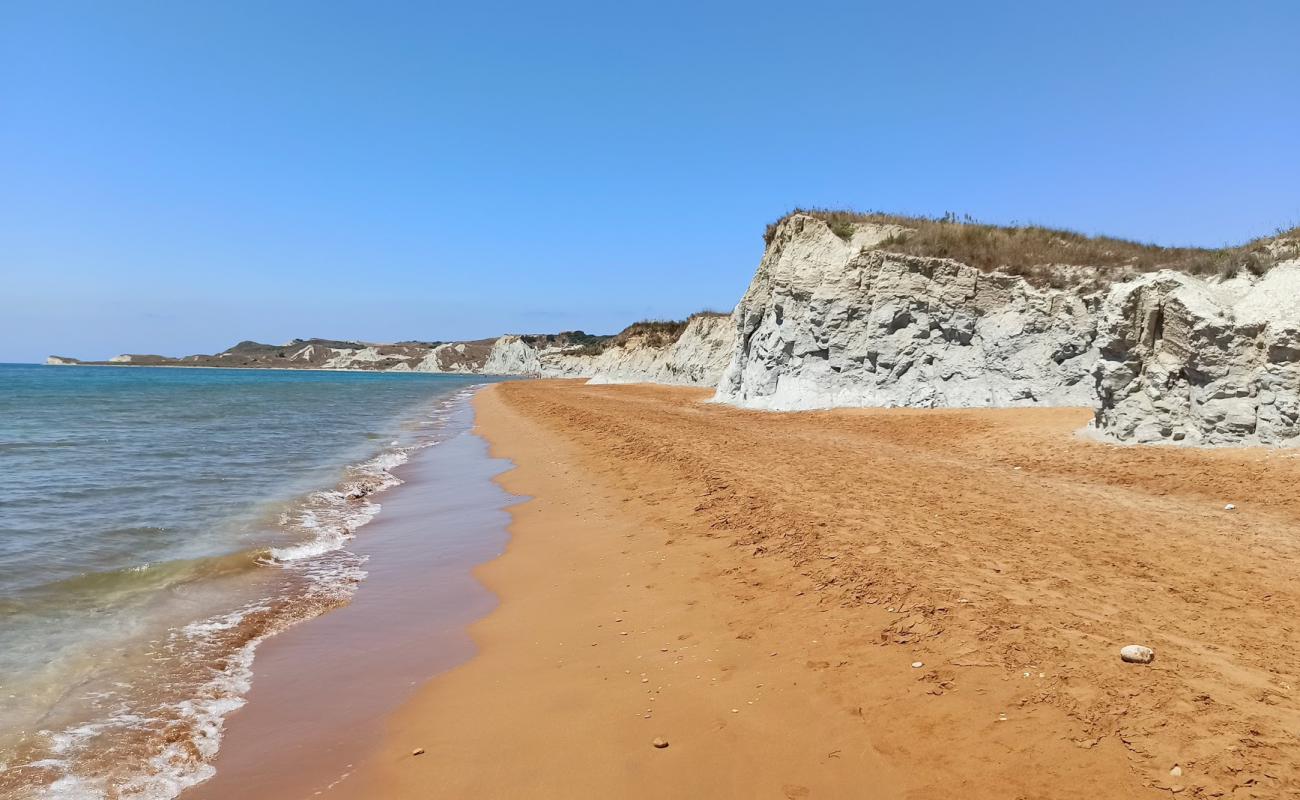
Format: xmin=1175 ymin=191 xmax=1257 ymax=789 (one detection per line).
xmin=0 ymin=364 xmax=494 ymax=798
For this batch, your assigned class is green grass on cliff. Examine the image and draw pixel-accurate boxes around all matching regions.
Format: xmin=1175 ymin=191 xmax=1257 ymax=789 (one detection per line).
xmin=767 ymin=208 xmax=1300 ymax=287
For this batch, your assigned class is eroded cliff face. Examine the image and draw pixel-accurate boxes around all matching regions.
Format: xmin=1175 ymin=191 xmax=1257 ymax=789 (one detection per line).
xmin=585 ymin=314 xmax=735 ymax=386
xmin=714 ymin=215 xmax=1098 ymax=410
xmin=483 ymin=315 xmax=735 ymax=387
xmin=1093 ymin=263 xmax=1300 ymax=446
xmin=481 ymin=335 xmax=548 ymax=375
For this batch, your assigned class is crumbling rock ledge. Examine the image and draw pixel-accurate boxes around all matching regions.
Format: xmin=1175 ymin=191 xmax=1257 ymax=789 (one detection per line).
xmin=1093 ymin=263 xmax=1300 ymax=446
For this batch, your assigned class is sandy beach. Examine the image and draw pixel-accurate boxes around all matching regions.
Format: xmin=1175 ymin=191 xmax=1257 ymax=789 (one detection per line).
xmin=306 ymin=379 xmax=1300 ymax=798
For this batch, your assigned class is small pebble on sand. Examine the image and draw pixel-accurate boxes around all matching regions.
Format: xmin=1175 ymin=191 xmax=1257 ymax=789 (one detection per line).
xmin=1170 ymin=765 xmax=1183 ymax=777
xmin=652 ymin=737 xmax=669 ymax=749
xmin=911 ymin=661 xmax=924 ymax=669
xmin=1224 ymin=503 xmax=1236 ymax=511
xmin=1120 ymin=644 xmax=1155 ymax=664
xmin=411 ymin=748 xmax=425 ymax=756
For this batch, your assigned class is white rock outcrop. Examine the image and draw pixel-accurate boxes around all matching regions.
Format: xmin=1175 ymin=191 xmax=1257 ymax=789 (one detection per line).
xmin=481 ymin=314 xmax=735 ymax=387
xmin=714 ymin=215 xmax=1098 ymax=410
xmin=412 ymin=342 xmax=489 ymax=373
xmin=482 ymin=335 xmax=571 ymax=376
xmin=586 ymin=314 xmax=735 ymax=386
xmin=1093 ymin=263 xmax=1300 ymax=446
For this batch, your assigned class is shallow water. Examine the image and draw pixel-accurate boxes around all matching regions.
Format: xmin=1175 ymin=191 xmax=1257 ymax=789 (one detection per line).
xmin=0 ymin=364 xmax=496 ymax=798
xmin=185 ymin=398 xmax=514 ymax=798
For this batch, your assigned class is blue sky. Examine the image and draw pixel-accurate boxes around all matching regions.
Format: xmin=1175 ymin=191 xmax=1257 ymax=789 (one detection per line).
xmin=2 ymin=1 xmax=1297 ymax=363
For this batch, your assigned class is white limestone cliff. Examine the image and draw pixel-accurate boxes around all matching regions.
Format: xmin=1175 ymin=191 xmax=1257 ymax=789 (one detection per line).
xmin=585 ymin=314 xmax=735 ymax=386
xmin=481 ymin=335 xmax=572 ymax=376
xmin=714 ymin=214 xmax=1098 ymax=410
xmin=481 ymin=314 xmax=735 ymax=387
xmin=1092 ymin=262 xmax=1300 ymax=446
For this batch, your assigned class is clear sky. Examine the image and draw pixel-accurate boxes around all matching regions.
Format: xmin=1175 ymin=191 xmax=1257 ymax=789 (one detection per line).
xmin=2 ymin=1 xmax=1297 ymax=363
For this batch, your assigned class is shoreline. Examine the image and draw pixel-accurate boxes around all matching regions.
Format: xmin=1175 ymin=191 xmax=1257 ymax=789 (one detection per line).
xmin=183 ymin=388 xmax=513 ymax=799
xmin=330 ymin=380 xmax=1300 ymax=798
xmin=0 ymin=371 xmax=492 ymax=799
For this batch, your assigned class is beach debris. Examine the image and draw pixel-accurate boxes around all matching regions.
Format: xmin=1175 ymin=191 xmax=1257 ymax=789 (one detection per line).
xmin=997 ymin=712 xmax=1008 ymax=722
xmin=345 ymin=484 xmax=375 ymax=501
xmin=1120 ymin=644 xmax=1155 ymax=664
xmin=1224 ymin=503 xmax=1236 ymax=511
xmin=411 ymin=748 xmax=425 ymax=756
xmin=652 ymin=737 xmax=669 ymax=749
xmin=1170 ymin=765 xmax=1183 ymax=778
xmin=911 ymin=661 xmax=924 ymax=669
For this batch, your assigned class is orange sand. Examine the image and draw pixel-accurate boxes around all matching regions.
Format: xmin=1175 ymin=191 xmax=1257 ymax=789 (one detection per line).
xmin=338 ymin=380 xmax=1300 ymax=798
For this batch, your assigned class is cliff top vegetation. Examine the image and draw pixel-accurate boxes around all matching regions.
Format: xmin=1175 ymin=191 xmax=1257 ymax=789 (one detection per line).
xmin=769 ymin=208 xmax=1300 ymax=287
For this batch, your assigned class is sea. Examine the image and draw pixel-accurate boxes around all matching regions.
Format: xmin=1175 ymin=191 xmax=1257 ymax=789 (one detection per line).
xmin=0 ymin=363 xmax=497 ymax=799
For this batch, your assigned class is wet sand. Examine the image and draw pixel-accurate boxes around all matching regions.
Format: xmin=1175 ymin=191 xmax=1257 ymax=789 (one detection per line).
xmin=331 ymin=380 xmax=1300 ymax=799
xmin=186 ymin=400 xmax=513 ymax=799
